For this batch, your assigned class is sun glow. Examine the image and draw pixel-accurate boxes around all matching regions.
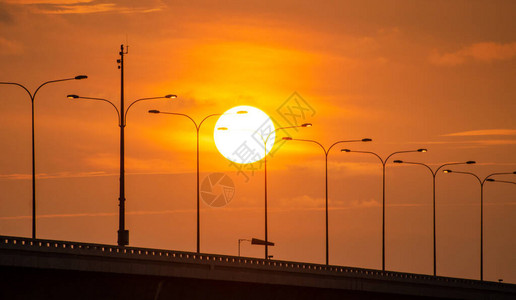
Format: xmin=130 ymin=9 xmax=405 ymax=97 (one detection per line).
xmin=214 ymin=106 xmax=275 ymax=164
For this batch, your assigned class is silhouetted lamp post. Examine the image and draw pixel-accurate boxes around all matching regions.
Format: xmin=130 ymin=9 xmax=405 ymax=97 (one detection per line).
xmin=260 ymin=123 xmax=311 ymax=260
xmin=0 ymin=75 xmax=88 ymax=239
xmin=148 ymin=109 xmax=247 ymax=253
xmin=392 ymin=160 xmax=476 ymax=276
xmin=282 ymin=137 xmax=372 ymax=265
xmin=219 ymin=123 xmax=311 ymax=260
xmin=67 ymin=94 xmax=176 ymax=246
xmin=442 ymin=170 xmax=516 ymax=281
xmin=340 ymin=148 xmax=427 ymax=270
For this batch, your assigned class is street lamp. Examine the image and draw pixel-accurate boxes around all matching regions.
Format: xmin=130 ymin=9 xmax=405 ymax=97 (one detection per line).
xmin=259 ymin=123 xmax=311 ymax=260
xmin=148 ymin=109 xmax=247 ymax=253
xmin=220 ymin=123 xmax=312 ymax=259
xmin=282 ymin=137 xmax=372 ymax=265
xmin=0 ymin=75 xmax=88 ymax=239
xmin=442 ymin=170 xmax=516 ymax=281
xmin=392 ymin=160 xmax=475 ymax=276
xmin=67 ymin=94 xmax=176 ymax=246
xmin=340 ymin=148 xmax=427 ymax=270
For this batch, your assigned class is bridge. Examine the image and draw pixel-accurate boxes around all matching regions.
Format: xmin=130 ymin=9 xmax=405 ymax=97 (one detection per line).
xmin=0 ymin=235 xmax=514 ymax=299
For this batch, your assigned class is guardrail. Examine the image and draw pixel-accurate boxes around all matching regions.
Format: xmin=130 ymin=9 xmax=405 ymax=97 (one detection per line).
xmin=0 ymin=235 xmax=513 ymax=291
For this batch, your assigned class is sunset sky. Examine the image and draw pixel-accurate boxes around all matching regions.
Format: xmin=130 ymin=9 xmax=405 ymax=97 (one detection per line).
xmin=1 ymin=0 xmax=515 ymax=283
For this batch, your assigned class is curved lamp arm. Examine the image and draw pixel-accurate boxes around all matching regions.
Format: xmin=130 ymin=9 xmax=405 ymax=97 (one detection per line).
xmin=396 ymin=161 xmax=475 ymax=176
xmin=443 ymin=170 xmax=482 ymax=185
xmin=488 ymin=179 xmax=516 ymax=185
xmin=483 ymin=171 xmax=516 ymax=184
xmin=149 ymin=110 xmax=198 ymax=129
xmin=264 ymin=124 xmax=311 ymax=145
xmin=385 ymin=149 xmax=427 ymax=166
xmin=327 ymin=138 xmax=372 ymax=155
xmin=2 ymin=75 xmax=87 ymax=101
xmin=124 ymin=94 xmax=176 ymax=125
xmin=283 ymin=137 xmax=326 ymax=154
xmin=34 ymin=76 xmax=87 ymax=99
xmin=67 ymin=95 xmax=121 ymax=126
xmin=0 ymin=82 xmax=33 ymax=99
xmin=340 ymin=150 xmax=384 ymax=164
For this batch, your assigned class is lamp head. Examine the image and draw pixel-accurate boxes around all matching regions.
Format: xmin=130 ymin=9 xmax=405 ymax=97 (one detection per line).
xmin=341 ymin=149 xmax=351 ymax=152
xmin=361 ymin=138 xmax=372 ymax=142
xmin=393 ymin=160 xmax=403 ymax=163
xmin=283 ymin=137 xmax=292 ymax=140
xmin=74 ymin=75 xmax=88 ymax=80
xmin=164 ymin=94 xmax=177 ymax=99
xmin=443 ymin=169 xmax=452 ymax=173
xmin=466 ymin=161 xmax=476 ymax=164
xmin=301 ymin=123 xmax=312 ymax=127
xmin=418 ymin=149 xmax=428 ymax=152
xmin=148 ymin=110 xmax=160 ymax=114
xmin=67 ymin=94 xmax=79 ymax=99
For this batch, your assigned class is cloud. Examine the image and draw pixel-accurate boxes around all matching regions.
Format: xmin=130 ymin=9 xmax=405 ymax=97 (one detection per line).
xmin=274 ymin=195 xmax=382 ymax=211
xmin=444 ymin=129 xmax=516 ymax=137
xmin=409 ymin=140 xmax=516 ymax=149
xmin=3 ymin=201 xmax=515 ymax=221
xmin=471 ymin=139 xmax=516 ymax=146
xmin=430 ymin=42 xmax=516 ymax=65
xmin=5 ymin=0 xmax=165 ymax=14
xmin=3 ymin=0 xmax=93 ymax=3
xmin=0 ymin=209 xmax=190 ymax=221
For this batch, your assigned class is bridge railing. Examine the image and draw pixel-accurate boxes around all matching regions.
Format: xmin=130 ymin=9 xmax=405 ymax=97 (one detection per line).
xmin=0 ymin=235 xmax=511 ymax=290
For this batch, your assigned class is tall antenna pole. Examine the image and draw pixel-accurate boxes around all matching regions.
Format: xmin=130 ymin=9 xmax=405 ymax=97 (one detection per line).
xmin=117 ymin=44 xmax=129 ymax=247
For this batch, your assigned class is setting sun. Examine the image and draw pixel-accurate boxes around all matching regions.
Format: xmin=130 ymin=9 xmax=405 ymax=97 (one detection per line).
xmin=214 ymin=105 xmax=275 ymax=164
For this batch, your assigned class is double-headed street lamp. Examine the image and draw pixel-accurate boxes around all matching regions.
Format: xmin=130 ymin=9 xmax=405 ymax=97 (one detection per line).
xmin=392 ymin=160 xmax=476 ymax=276
xmin=340 ymin=149 xmax=427 ymax=270
xmin=442 ymin=170 xmax=516 ymax=281
xmin=0 ymin=75 xmax=88 ymax=239
xmin=260 ymin=124 xmax=312 ymax=260
xmin=67 ymin=94 xmax=176 ymax=246
xmin=282 ymin=137 xmax=372 ymax=265
xmin=218 ymin=123 xmax=312 ymax=259
xmin=148 ymin=109 xmax=247 ymax=253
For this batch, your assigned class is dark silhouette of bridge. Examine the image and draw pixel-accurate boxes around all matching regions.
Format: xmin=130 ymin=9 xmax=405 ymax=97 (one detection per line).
xmin=0 ymin=235 xmax=514 ymax=299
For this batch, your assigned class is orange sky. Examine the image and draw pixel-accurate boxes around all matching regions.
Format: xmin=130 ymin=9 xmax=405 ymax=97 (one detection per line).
xmin=1 ymin=0 xmax=515 ymax=283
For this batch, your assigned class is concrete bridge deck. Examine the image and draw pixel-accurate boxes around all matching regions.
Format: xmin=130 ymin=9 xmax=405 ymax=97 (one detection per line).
xmin=0 ymin=235 xmax=514 ymax=299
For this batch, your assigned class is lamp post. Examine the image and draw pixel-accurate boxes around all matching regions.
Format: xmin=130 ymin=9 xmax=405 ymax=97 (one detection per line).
xmin=220 ymin=124 xmax=312 ymax=259
xmin=340 ymin=148 xmax=427 ymax=270
xmin=392 ymin=160 xmax=476 ymax=276
xmin=148 ymin=110 xmax=247 ymax=253
xmin=68 ymin=94 xmax=176 ymax=246
xmin=282 ymin=137 xmax=372 ymax=265
xmin=259 ymin=124 xmax=312 ymax=260
xmin=0 ymin=75 xmax=88 ymax=239
xmin=442 ymin=170 xmax=516 ymax=281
